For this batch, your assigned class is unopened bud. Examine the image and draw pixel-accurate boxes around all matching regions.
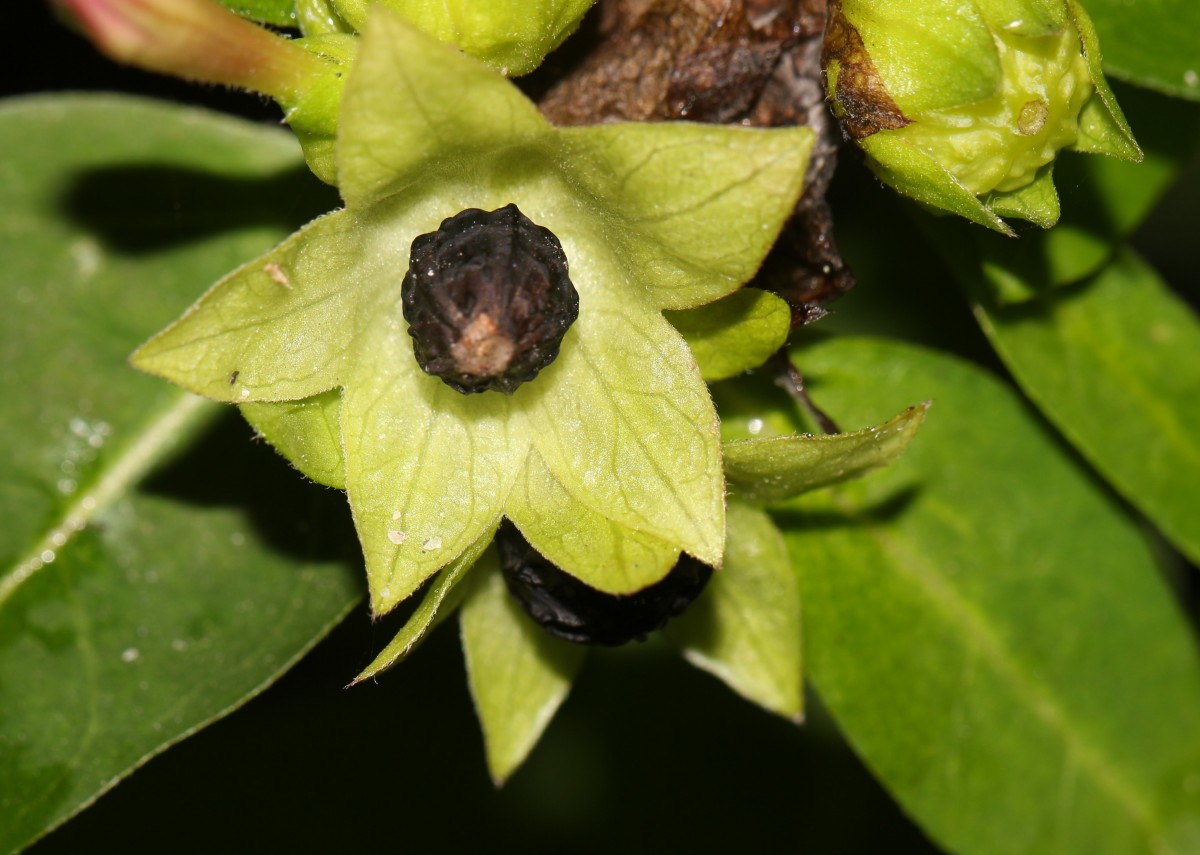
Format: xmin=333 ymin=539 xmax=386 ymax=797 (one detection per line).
xmin=823 ymin=0 xmax=1140 ymax=232
xmin=57 ymin=0 xmax=329 ymax=98
xmin=328 ymin=0 xmax=596 ymax=75
xmin=56 ymin=0 xmax=351 ymax=184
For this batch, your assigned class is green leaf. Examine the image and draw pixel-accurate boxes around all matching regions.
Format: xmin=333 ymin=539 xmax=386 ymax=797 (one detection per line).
xmin=216 ymin=0 xmax=297 ymax=26
xmin=295 ymin=0 xmax=352 ymax=35
xmin=520 ymin=295 xmax=726 ymax=573
xmin=135 ymin=11 xmax=808 ymax=616
xmin=969 ymin=249 xmax=1200 ymax=566
xmin=665 ymin=501 xmax=802 ymax=721
xmin=665 ymin=288 xmax=791 ymax=381
xmin=1082 ymin=0 xmax=1200 ymax=101
xmin=460 ymin=552 xmax=585 ymax=785
xmin=351 ymin=522 xmax=496 ymax=682
xmin=342 ymin=322 xmax=525 ymax=614
xmin=778 ymin=337 xmax=1200 ymax=855
xmin=724 ymin=403 xmax=929 ymax=503
xmin=0 ymin=95 xmax=358 ymax=853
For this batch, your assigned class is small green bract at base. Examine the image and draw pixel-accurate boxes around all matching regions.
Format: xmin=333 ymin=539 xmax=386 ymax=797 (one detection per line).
xmin=131 ymin=9 xmax=814 ymax=616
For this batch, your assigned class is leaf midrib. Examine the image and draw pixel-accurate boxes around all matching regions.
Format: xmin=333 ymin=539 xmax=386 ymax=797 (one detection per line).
xmin=835 ymin=490 xmax=1169 ymax=852
xmin=0 ymin=393 xmax=216 ymax=609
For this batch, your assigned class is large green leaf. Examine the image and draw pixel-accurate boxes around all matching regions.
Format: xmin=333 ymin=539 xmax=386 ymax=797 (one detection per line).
xmin=970 ymin=249 xmax=1200 ymax=566
xmin=1084 ymin=0 xmax=1200 ymax=100
xmin=778 ymin=337 xmax=1200 ymax=855
xmin=0 ymin=95 xmax=358 ymax=854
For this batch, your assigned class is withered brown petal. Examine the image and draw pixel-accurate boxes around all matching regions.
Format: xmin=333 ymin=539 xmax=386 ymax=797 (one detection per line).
xmin=401 ymin=204 xmax=579 ymax=394
xmin=822 ymin=0 xmax=911 ymax=140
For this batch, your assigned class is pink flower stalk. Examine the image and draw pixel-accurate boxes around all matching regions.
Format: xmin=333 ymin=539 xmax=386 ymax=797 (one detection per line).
xmin=56 ymin=0 xmax=330 ymax=100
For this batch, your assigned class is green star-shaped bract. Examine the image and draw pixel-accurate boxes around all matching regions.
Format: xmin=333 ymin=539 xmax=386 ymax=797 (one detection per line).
xmin=133 ymin=10 xmax=813 ymax=615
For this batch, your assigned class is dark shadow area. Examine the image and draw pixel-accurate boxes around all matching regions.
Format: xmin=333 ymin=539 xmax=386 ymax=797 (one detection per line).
xmin=60 ymin=164 xmax=339 ymax=254
xmin=817 ymin=157 xmax=1009 ymax=377
xmin=30 ymin=611 xmax=942 ymax=854
xmin=141 ymin=409 xmax=360 ymax=570
xmin=516 ymin=0 xmax=606 ymax=103
xmin=1131 ymin=140 xmax=1200 ymax=311
xmin=770 ymin=485 xmax=920 ymax=534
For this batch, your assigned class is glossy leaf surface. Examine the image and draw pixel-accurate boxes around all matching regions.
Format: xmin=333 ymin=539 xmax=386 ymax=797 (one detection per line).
xmin=971 ymin=249 xmax=1200 ymax=565
xmin=0 ymin=95 xmax=359 ymax=854
xmin=779 ymin=337 xmax=1200 ymax=855
xmin=1085 ymin=0 xmax=1200 ymax=100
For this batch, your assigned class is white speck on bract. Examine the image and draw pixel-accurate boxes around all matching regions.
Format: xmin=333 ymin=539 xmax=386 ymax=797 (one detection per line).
xmin=422 ymin=536 xmax=442 ymax=551
xmin=748 ymin=418 xmax=764 ymax=436
xmin=264 ymin=262 xmax=292 ymax=288
xmin=392 ymin=511 xmax=403 ymax=520
xmin=240 ymin=389 xmax=250 ymax=399
xmin=387 ymin=530 xmax=407 ymax=545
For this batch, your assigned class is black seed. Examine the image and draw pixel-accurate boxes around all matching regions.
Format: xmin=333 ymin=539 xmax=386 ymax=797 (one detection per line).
xmin=401 ymin=204 xmax=579 ymax=395
xmin=495 ymin=521 xmax=713 ymax=646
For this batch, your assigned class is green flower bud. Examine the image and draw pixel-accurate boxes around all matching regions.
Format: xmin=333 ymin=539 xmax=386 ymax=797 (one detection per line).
xmin=823 ymin=0 xmax=1141 ymax=233
xmin=57 ymin=0 xmax=354 ymax=186
xmin=327 ymin=0 xmax=596 ymax=75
